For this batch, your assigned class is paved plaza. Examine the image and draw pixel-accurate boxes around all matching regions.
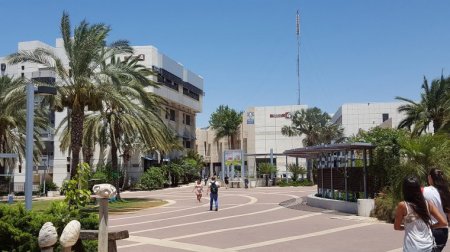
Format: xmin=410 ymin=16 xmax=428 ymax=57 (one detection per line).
xmin=110 ymin=185 xmax=420 ymax=252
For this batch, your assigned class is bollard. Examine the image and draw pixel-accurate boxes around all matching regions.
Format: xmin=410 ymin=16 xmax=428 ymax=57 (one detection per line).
xmin=93 ymin=183 xmax=117 ymax=252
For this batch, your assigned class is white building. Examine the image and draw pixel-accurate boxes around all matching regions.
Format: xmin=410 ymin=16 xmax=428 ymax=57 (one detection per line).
xmin=331 ymin=102 xmax=408 ymax=137
xmin=0 ymin=39 xmax=203 ymax=188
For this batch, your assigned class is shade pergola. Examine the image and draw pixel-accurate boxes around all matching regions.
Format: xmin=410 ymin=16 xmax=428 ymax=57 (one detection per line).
xmin=284 ymin=143 xmax=376 ymax=200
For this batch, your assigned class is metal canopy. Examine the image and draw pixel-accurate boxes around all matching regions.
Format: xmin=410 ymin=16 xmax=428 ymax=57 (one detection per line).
xmin=283 ymin=142 xmax=376 ymax=158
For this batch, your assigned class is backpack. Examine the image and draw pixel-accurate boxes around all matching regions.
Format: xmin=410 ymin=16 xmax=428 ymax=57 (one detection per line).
xmin=210 ymin=181 xmax=218 ymax=194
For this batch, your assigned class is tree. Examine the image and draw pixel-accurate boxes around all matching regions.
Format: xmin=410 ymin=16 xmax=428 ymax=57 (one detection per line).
xmin=0 ymin=76 xmax=47 ymax=175
xmin=282 ymin=107 xmax=344 ymax=182
xmin=209 ymin=105 xmax=243 ymax=149
xmin=258 ymin=162 xmax=277 ymax=187
xmin=281 ymin=107 xmax=344 ymax=147
xmin=287 ymin=164 xmax=306 ymax=181
xmin=8 ymin=12 xmax=134 ymax=178
xmin=396 ymin=76 xmax=450 ymax=136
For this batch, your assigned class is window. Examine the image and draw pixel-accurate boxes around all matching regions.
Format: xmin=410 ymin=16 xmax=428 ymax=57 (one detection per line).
xmin=382 ymin=113 xmax=389 ymax=122
xmin=21 ymin=66 xmax=25 ymax=70
xmin=184 ymin=140 xmax=191 ymax=149
xmin=21 ymin=73 xmax=24 ymax=78
xmin=166 ymin=109 xmax=176 ymax=121
xmin=184 ymin=114 xmax=191 ymax=125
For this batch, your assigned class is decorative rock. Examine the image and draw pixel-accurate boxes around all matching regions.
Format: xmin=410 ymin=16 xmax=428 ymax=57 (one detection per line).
xmin=93 ymin=183 xmax=117 ymax=199
xmin=60 ymin=220 xmax=81 ymax=248
xmin=38 ymin=222 xmax=58 ymax=248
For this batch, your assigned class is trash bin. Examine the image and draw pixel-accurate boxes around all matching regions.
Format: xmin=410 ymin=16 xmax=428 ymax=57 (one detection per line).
xmin=7 ymin=194 xmax=13 ymax=204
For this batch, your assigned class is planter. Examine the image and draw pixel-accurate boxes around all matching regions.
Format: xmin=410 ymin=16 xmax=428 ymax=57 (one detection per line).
xmin=357 ymin=199 xmax=375 ymax=217
xmin=249 ymin=180 xmax=256 ymax=188
xmin=47 ymin=191 xmax=60 ymax=197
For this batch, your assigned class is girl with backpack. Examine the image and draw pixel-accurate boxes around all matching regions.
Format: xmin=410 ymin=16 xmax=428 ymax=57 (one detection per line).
xmin=394 ymin=176 xmax=447 ymax=252
xmin=423 ymin=168 xmax=450 ymax=251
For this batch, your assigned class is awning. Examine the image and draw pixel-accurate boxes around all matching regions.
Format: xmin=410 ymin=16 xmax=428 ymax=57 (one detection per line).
xmin=283 ymin=142 xmax=376 ymax=158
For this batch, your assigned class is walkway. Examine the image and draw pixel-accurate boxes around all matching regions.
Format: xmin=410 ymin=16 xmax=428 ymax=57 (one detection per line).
xmin=111 ymin=186 xmax=407 ymax=251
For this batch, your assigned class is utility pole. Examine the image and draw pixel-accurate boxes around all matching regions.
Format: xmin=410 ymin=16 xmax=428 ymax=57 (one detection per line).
xmin=296 ymin=10 xmax=301 ymax=105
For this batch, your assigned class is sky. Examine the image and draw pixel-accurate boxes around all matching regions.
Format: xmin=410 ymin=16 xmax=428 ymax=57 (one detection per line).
xmin=1 ymin=1 xmax=450 ymax=127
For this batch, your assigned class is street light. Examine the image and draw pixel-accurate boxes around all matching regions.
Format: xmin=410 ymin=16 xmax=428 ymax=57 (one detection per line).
xmin=25 ymin=83 xmax=56 ymax=210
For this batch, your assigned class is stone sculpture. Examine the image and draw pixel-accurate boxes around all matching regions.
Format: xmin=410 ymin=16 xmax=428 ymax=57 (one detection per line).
xmin=60 ymin=220 xmax=81 ymax=248
xmin=93 ymin=183 xmax=117 ymax=198
xmin=38 ymin=222 xmax=58 ymax=251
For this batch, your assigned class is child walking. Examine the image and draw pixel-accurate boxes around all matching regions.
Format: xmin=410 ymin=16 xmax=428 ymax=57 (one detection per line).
xmin=192 ymin=180 xmax=203 ymax=203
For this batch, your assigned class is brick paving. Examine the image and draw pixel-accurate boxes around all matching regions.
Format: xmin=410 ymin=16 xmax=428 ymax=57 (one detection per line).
xmin=108 ymin=186 xmax=446 ymax=252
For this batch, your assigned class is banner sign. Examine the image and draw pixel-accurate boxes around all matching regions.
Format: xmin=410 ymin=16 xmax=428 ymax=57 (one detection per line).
xmin=224 ymin=150 xmax=242 ymax=166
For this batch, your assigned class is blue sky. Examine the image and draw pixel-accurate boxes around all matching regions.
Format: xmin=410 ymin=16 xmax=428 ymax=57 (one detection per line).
xmin=1 ymin=1 xmax=450 ymax=127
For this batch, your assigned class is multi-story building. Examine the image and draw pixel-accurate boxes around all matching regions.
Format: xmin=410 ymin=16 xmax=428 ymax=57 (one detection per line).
xmin=330 ymin=102 xmax=408 ymax=137
xmin=196 ymin=105 xmax=307 ymax=179
xmin=0 ymin=39 xmax=203 ymax=188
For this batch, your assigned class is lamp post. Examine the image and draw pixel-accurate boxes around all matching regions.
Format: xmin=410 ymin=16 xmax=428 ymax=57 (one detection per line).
xmin=25 ymin=83 xmax=56 ymax=210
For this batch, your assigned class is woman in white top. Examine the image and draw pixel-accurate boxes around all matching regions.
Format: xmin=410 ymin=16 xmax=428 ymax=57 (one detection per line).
xmin=394 ymin=176 xmax=447 ymax=252
xmin=424 ymin=168 xmax=450 ymax=251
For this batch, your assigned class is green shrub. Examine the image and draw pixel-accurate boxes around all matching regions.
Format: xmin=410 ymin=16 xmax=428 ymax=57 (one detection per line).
xmin=139 ymin=167 xmax=166 ymax=190
xmin=276 ymin=179 xmax=313 ymax=187
xmin=372 ymin=189 xmax=396 ymax=223
xmin=39 ymin=180 xmax=59 ymax=195
xmin=0 ymin=201 xmax=99 ymax=251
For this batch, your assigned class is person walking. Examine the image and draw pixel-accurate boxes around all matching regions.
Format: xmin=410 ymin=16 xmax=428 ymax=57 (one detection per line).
xmin=424 ymin=168 xmax=450 ymax=251
xmin=224 ymin=176 xmax=229 ymax=189
xmin=207 ymin=176 xmax=220 ymax=211
xmin=192 ymin=180 xmax=203 ymax=203
xmin=204 ymin=176 xmax=208 ymax=186
xmin=394 ymin=176 xmax=447 ymax=252
xmin=244 ymin=177 xmax=249 ymax=189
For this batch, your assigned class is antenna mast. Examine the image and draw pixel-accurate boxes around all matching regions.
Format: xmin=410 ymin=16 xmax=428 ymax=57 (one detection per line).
xmin=296 ymin=10 xmax=301 ymax=105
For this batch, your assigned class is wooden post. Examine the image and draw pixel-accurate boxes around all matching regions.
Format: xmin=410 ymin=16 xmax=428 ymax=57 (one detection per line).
xmin=99 ymin=198 xmax=109 ymax=252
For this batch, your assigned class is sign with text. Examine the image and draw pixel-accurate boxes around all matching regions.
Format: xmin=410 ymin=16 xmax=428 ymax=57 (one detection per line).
xmin=269 ymin=112 xmax=292 ymax=119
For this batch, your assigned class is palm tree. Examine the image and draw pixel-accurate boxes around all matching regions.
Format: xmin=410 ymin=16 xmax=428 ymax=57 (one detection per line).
xmin=281 ymin=107 xmax=344 ymax=146
xmin=396 ymin=76 xmax=450 ymax=136
xmin=0 ymin=76 xmax=47 ymax=174
xmin=8 ymin=12 xmax=134 ymax=178
xmin=81 ymin=56 xmax=176 ymax=198
xmin=209 ymin=105 xmax=243 ymax=149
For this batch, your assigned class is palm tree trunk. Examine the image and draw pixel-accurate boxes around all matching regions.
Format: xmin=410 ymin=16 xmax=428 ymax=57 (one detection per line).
xmin=110 ymin=123 xmax=121 ymax=200
xmin=70 ymin=109 xmax=84 ymax=178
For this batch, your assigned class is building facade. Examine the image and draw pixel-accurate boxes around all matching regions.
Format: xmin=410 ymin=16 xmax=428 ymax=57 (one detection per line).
xmin=196 ymin=105 xmax=307 ymax=179
xmin=330 ymin=102 xmax=408 ymax=137
xmin=0 ymin=39 xmax=203 ymax=188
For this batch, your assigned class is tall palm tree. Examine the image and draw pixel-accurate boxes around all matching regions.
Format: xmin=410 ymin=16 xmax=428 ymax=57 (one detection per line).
xmin=209 ymin=105 xmax=243 ymax=149
xmin=81 ymin=56 xmax=177 ymax=198
xmin=0 ymin=76 xmax=47 ymax=174
xmin=8 ymin=12 xmax=134 ymax=178
xmin=281 ymin=107 xmax=344 ymax=147
xmin=396 ymin=76 xmax=450 ymax=136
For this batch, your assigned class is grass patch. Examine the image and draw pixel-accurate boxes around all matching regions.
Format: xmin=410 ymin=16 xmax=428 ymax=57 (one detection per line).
xmin=2 ymin=198 xmax=166 ymax=214
xmin=85 ymin=198 xmax=166 ymax=214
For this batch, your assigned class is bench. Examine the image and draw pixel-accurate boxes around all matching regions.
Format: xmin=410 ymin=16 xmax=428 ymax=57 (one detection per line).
xmin=230 ymin=180 xmax=242 ymax=188
xmin=73 ymin=230 xmax=129 ymax=252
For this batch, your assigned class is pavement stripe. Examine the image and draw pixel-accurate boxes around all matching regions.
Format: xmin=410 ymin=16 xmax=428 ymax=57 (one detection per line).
xmin=111 ymin=195 xmax=258 ymax=228
xmin=119 ymin=235 xmax=237 ymax=252
xmin=165 ymin=212 xmax=323 ymax=241
xmin=129 ymin=195 xmax=304 ymax=234
xmin=228 ymin=222 xmax=375 ymax=251
xmin=130 ymin=205 xmax=286 ymax=234
xmin=385 ymin=248 xmax=402 ymax=252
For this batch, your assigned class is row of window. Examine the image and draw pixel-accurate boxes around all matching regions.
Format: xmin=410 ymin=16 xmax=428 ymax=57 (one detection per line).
xmin=164 ymin=108 xmax=192 ymax=125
